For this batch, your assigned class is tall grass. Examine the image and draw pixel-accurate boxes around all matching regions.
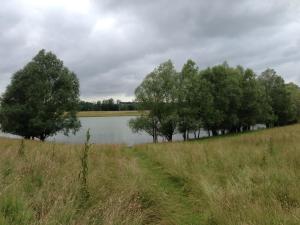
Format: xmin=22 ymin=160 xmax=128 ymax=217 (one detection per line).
xmin=78 ymin=129 xmax=91 ymax=206
xmin=0 ymin=124 xmax=299 ymax=224
xmin=137 ymin=125 xmax=300 ymax=224
xmin=0 ymin=139 xmax=146 ymax=224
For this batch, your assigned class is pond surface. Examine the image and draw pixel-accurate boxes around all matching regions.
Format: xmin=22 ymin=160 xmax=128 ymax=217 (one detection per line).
xmin=47 ymin=116 xmax=207 ymax=145
xmin=0 ymin=116 xmax=265 ymax=145
xmin=48 ymin=116 xmax=153 ymax=145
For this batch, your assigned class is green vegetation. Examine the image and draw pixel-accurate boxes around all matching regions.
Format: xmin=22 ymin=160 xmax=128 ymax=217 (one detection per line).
xmin=0 ymin=49 xmax=80 ymax=141
xmin=130 ymin=60 xmax=300 ymax=142
xmin=0 ymin=124 xmax=299 ymax=224
xmin=79 ymin=99 xmax=138 ymax=111
xmin=77 ymin=110 xmax=143 ymax=117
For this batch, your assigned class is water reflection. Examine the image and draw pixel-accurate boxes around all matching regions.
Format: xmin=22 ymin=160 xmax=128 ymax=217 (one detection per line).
xmin=0 ymin=116 xmax=265 ymax=145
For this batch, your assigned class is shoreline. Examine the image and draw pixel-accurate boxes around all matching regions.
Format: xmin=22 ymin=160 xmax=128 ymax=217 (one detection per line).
xmin=77 ymin=110 xmax=142 ymax=117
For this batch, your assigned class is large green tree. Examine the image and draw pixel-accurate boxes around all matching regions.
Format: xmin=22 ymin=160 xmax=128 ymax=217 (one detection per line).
xmin=201 ymin=63 xmax=242 ymax=135
xmin=285 ymin=82 xmax=300 ymax=123
xmin=177 ymin=60 xmax=199 ymax=140
xmin=0 ymin=49 xmax=81 ymax=141
xmin=238 ymin=68 xmax=261 ymax=131
xmin=130 ymin=60 xmax=178 ymax=142
xmin=178 ymin=59 xmax=213 ymax=140
xmin=258 ymin=69 xmax=291 ymax=126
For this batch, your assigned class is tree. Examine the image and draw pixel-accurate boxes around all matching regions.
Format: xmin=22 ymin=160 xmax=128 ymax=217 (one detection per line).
xmin=256 ymin=82 xmax=276 ymax=127
xmin=201 ymin=63 xmax=242 ymax=135
xmin=102 ymin=98 xmax=118 ymax=111
xmin=177 ymin=60 xmax=199 ymax=140
xmin=258 ymin=69 xmax=291 ymax=126
xmin=0 ymin=49 xmax=81 ymax=141
xmin=129 ymin=114 xmax=159 ymax=143
xmin=178 ymin=59 xmax=214 ymax=140
xmin=131 ymin=60 xmax=178 ymax=142
xmin=238 ymin=68 xmax=261 ymax=131
xmin=285 ymin=83 xmax=300 ymax=123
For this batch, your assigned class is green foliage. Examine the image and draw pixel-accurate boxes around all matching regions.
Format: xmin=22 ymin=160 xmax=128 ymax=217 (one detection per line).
xmin=239 ymin=68 xmax=261 ymax=130
xmin=129 ymin=115 xmax=158 ymax=142
xmin=131 ymin=59 xmax=300 ymax=142
xmin=0 ymin=49 xmax=81 ymax=141
xmin=134 ymin=60 xmax=178 ymax=142
xmin=177 ymin=59 xmax=210 ymax=140
xmin=201 ymin=63 xmax=243 ymax=133
xmin=286 ymin=82 xmax=300 ymax=122
xmin=258 ymin=69 xmax=294 ymax=126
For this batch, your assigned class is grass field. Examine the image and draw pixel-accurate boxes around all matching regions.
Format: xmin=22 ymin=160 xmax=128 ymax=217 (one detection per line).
xmin=0 ymin=125 xmax=299 ymax=224
xmin=77 ymin=111 xmax=142 ymax=117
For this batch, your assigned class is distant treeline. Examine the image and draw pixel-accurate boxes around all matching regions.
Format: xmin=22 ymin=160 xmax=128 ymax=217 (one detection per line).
xmin=130 ymin=60 xmax=300 ymax=142
xmin=79 ymin=98 xmax=138 ymax=111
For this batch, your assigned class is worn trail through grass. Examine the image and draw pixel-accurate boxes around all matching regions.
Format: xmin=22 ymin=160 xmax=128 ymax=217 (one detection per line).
xmin=129 ymin=147 xmax=203 ymax=225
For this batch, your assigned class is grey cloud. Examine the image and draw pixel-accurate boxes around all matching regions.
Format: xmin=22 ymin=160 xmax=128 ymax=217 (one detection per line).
xmin=0 ymin=0 xmax=300 ymax=100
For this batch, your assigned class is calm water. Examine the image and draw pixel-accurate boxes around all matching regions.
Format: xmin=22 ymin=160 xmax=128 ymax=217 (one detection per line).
xmin=48 ymin=116 xmax=154 ymax=145
xmin=0 ymin=116 xmax=265 ymax=145
xmin=47 ymin=116 xmax=207 ymax=145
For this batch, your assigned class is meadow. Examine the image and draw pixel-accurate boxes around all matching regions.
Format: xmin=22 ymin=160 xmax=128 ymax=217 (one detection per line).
xmin=77 ymin=111 xmax=142 ymax=117
xmin=0 ymin=124 xmax=299 ymax=224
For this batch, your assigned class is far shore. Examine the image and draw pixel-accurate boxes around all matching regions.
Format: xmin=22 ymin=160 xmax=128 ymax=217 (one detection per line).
xmin=77 ymin=110 xmax=143 ymax=117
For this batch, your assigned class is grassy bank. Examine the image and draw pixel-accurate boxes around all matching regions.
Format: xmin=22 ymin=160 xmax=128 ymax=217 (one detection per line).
xmin=0 ymin=125 xmax=299 ymax=224
xmin=77 ymin=111 xmax=142 ymax=117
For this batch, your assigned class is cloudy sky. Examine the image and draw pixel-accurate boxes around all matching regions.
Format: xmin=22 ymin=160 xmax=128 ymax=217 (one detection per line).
xmin=1 ymin=0 xmax=300 ymax=101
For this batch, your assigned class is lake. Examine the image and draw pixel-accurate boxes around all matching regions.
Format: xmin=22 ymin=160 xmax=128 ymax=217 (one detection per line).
xmin=47 ymin=116 xmax=208 ymax=145
xmin=48 ymin=116 xmax=154 ymax=145
xmin=0 ymin=116 xmax=265 ymax=145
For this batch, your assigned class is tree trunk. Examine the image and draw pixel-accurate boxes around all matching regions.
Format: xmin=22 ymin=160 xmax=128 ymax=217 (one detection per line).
xmin=182 ymin=131 xmax=187 ymax=141
xmin=207 ymin=130 xmax=210 ymax=137
xmin=40 ymin=134 xmax=46 ymax=142
xmin=212 ymin=129 xmax=218 ymax=136
xmin=153 ymin=127 xmax=158 ymax=143
xmin=167 ymin=134 xmax=172 ymax=142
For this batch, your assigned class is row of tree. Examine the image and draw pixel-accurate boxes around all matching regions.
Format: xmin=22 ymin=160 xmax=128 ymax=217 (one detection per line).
xmin=129 ymin=60 xmax=300 ymax=142
xmin=79 ymin=99 xmax=138 ymax=111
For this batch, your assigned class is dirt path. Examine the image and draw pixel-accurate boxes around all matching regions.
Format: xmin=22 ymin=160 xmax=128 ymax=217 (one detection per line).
xmin=130 ymin=148 xmax=203 ymax=225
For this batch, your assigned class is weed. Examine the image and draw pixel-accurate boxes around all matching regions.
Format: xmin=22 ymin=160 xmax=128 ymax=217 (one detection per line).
xmin=18 ymin=139 xmax=25 ymax=157
xmin=78 ymin=129 xmax=91 ymax=206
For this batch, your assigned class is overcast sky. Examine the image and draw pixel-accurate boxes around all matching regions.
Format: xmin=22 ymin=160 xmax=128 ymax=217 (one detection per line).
xmin=1 ymin=0 xmax=300 ymax=101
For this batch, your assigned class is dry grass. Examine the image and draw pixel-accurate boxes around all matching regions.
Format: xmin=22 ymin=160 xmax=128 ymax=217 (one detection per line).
xmin=0 ymin=139 xmax=147 ymax=225
xmin=0 ymin=124 xmax=299 ymax=224
xmin=136 ymin=124 xmax=300 ymax=224
xmin=77 ymin=111 xmax=142 ymax=117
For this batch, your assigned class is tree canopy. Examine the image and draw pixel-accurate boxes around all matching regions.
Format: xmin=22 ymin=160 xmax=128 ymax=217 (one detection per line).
xmin=0 ymin=49 xmax=81 ymax=141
